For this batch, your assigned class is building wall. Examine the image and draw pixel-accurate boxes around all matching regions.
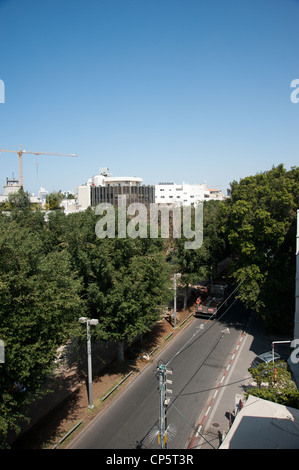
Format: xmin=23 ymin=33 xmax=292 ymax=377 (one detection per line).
xmin=77 ymin=184 xmax=91 ymax=209
xmin=78 ymin=170 xmax=154 ymax=209
xmin=3 ymin=178 xmax=20 ymax=195
xmin=90 ymin=183 xmax=155 ymax=207
xmin=155 ymin=182 xmax=225 ymax=205
xmin=155 ymin=182 xmax=205 ymax=205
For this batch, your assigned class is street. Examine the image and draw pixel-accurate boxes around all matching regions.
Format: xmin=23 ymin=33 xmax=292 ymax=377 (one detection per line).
xmin=68 ymin=297 xmax=252 ymax=449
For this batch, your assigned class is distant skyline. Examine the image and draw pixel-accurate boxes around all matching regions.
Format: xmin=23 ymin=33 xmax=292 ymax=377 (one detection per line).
xmin=0 ymin=0 xmax=298 ymax=196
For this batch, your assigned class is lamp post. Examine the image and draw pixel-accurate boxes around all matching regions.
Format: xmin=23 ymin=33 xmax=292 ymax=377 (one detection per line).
xmin=79 ymin=317 xmax=99 ymax=409
xmin=173 ymin=273 xmax=181 ymax=329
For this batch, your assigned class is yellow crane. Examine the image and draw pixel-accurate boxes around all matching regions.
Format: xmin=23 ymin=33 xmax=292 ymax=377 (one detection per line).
xmin=0 ymin=144 xmax=78 ymax=189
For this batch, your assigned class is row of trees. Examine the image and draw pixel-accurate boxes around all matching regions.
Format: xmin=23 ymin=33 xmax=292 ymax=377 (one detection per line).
xmin=0 ymin=201 xmax=175 ymax=445
xmin=220 ymin=164 xmax=299 ymax=333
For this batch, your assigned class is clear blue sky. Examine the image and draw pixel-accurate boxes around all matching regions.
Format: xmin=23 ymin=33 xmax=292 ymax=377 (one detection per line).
xmin=0 ymin=0 xmax=298 ymax=195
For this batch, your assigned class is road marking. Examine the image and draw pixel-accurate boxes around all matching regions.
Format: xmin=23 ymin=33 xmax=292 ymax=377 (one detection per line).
xmin=189 ymin=331 xmax=245 ymax=449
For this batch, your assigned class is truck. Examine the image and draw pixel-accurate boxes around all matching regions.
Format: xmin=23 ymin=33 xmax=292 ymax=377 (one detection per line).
xmin=194 ymin=283 xmax=227 ymax=319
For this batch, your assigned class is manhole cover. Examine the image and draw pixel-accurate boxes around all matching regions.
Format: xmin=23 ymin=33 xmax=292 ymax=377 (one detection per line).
xmin=212 ymin=422 xmax=220 ymax=428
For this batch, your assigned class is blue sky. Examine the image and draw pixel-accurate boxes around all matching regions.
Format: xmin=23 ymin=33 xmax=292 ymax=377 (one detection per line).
xmin=0 ymin=0 xmax=298 ymax=195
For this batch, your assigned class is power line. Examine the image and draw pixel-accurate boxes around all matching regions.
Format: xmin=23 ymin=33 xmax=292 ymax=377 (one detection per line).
xmin=170 ymin=401 xmax=216 ymax=449
xmin=152 ymin=277 xmax=247 ymax=449
xmin=165 ymin=278 xmax=246 ymax=367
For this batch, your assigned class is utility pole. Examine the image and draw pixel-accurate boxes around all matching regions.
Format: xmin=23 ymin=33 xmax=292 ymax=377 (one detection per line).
xmin=174 ymin=275 xmax=177 ymax=329
xmin=173 ymin=273 xmax=181 ymax=329
xmin=157 ymin=362 xmax=173 ymax=449
xmin=79 ymin=317 xmax=99 ymax=409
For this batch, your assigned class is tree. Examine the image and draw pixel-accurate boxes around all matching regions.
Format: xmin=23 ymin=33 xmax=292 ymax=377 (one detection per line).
xmin=0 ymin=214 xmax=83 ymax=446
xmin=87 ymin=236 xmax=172 ymax=362
xmin=174 ymin=201 xmax=226 ymax=308
xmin=247 ymin=361 xmax=299 ymax=409
xmin=44 ymin=208 xmax=172 ymax=362
xmin=220 ymin=164 xmax=299 ymax=333
xmin=7 ymin=188 xmax=31 ymax=212
xmin=45 ymin=190 xmax=64 ymax=210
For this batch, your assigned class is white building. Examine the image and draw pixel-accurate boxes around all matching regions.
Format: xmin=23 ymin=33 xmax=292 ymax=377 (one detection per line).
xmin=38 ymin=187 xmax=48 ymax=207
xmin=220 ymin=395 xmax=299 ymax=449
xmin=3 ymin=177 xmax=20 ymax=195
xmin=204 ymin=185 xmax=225 ymax=201
xmin=155 ymin=182 xmax=225 ymax=205
xmin=0 ymin=178 xmax=44 ymax=207
xmin=60 ymin=197 xmax=79 ymax=215
xmin=77 ymin=183 xmax=91 ymax=210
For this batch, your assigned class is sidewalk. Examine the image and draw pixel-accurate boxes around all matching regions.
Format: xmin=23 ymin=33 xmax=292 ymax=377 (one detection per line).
xmin=187 ymin=313 xmax=294 ymax=449
xmin=189 ymin=328 xmax=254 ymax=449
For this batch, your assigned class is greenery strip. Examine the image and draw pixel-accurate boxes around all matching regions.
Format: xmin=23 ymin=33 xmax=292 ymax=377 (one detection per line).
xmin=101 ymin=371 xmax=134 ymax=403
xmin=51 ymin=420 xmax=83 ymax=449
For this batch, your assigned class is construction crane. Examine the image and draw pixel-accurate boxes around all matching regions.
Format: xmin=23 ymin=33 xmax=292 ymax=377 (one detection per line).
xmin=0 ymin=144 xmax=78 ymax=189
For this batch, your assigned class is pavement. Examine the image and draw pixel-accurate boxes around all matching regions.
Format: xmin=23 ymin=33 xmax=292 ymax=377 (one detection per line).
xmin=9 ymin=339 xmax=121 ymax=447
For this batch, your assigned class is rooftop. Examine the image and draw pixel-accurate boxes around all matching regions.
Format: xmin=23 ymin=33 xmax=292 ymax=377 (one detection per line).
xmin=220 ymin=395 xmax=299 ymax=449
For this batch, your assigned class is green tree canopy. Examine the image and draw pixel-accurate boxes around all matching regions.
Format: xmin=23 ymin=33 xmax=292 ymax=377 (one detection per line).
xmin=173 ymin=201 xmax=227 ymax=307
xmin=220 ymin=164 xmax=299 ymax=332
xmin=248 ymin=361 xmax=299 ymax=409
xmin=45 ymin=190 xmax=64 ymax=210
xmin=0 ymin=214 xmax=83 ymax=446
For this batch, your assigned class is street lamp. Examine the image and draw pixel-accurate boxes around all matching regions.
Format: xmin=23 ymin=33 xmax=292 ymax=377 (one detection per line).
xmin=173 ymin=273 xmax=181 ymax=329
xmin=79 ymin=317 xmax=99 ymax=409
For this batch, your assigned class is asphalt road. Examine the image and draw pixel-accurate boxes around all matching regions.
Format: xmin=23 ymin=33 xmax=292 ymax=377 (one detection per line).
xmin=68 ymin=297 xmax=251 ymax=449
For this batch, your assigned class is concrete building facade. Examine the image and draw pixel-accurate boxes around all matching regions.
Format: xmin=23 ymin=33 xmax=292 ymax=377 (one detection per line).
xmin=154 ymin=181 xmax=225 ymax=205
xmin=77 ymin=168 xmax=155 ymax=210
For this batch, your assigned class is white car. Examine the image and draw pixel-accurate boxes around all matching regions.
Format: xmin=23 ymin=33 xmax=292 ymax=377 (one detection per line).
xmin=250 ymin=351 xmax=281 ymax=369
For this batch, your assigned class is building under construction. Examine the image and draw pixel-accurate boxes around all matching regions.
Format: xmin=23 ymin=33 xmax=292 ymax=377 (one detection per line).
xmin=78 ymin=168 xmax=155 ymax=209
xmin=90 ymin=181 xmax=155 ymax=206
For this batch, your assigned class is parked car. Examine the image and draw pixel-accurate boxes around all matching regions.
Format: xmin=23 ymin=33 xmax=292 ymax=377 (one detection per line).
xmin=250 ymin=351 xmax=281 ymax=369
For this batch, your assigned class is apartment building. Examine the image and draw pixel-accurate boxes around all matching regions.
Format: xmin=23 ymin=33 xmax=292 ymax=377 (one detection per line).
xmin=155 ymin=181 xmax=224 ymax=205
